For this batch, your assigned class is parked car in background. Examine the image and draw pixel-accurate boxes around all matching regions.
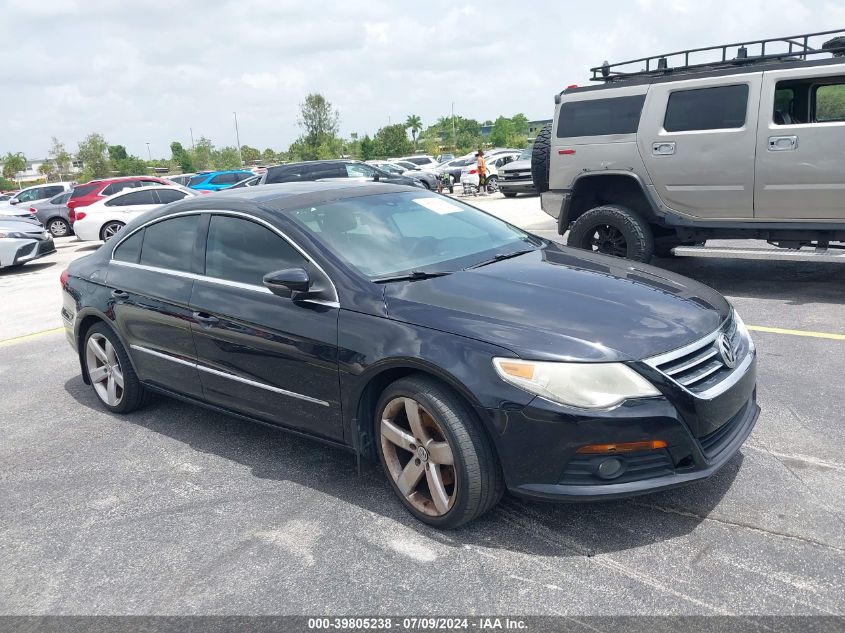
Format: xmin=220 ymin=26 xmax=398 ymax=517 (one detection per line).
xmin=436 ymin=153 xmax=454 ymax=163
xmin=187 ymin=170 xmax=255 ymax=191
xmin=0 ymin=216 xmax=55 ymax=269
xmin=434 ymin=154 xmax=477 ymax=184
xmin=229 ymin=174 xmax=263 ymax=189
xmin=166 ymin=174 xmax=195 ymax=187
xmin=367 ymin=160 xmax=438 ymax=190
xmin=0 ymin=194 xmax=14 ymax=202
xmin=67 ymin=177 xmax=171 ymax=217
xmin=497 ymin=146 xmax=535 ymax=198
xmin=262 ymin=160 xmax=425 ymax=188
xmin=73 ymin=185 xmax=196 ymax=242
xmin=0 ymin=182 xmax=73 ymax=213
xmin=29 ymin=190 xmax=74 ymax=237
xmin=459 ymin=150 xmax=522 ymax=193
xmin=395 ymin=155 xmax=440 ymax=169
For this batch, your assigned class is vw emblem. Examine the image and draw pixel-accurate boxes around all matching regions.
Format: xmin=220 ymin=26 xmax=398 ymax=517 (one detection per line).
xmin=717 ymin=334 xmax=737 ymax=369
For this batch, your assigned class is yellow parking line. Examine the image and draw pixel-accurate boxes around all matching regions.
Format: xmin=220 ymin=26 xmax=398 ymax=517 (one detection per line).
xmin=0 ymin=326 xmax=65 ymax=347
xmin=748 ymin=325 xmax=845 ymax=341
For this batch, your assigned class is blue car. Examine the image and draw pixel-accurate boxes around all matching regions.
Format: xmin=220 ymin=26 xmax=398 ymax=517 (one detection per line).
xmin=187 ymin=170 xmax=254 ymax=191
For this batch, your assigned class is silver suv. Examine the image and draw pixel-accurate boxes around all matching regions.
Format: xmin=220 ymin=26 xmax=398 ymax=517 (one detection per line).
xmin=534 ymin=29 xmax=845 ymax=261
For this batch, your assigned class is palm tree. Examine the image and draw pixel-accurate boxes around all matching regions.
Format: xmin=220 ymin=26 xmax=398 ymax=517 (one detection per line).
xmin=405 ymin=115 xmax=422 ymax=151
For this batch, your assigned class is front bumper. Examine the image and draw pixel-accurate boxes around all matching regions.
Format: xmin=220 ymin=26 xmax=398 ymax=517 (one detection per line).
xmin=488 ymin=351 xmax=758 ymax=502
xmin=499 ymin=177 xmax=536 ymax=193
xmin=3 ymin=237 xmax=55 ymax=267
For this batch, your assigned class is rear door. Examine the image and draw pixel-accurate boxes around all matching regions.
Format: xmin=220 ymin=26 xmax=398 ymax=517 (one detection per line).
xmin=754 ymin=67 xmax=845 ymax=219
xmin=189 ymin=213 xmax=343 ymax=440
xmin=638 ymin=73 xmax=762 ymax=219
xmin=107 ymin=214 xmax=204 ymax=399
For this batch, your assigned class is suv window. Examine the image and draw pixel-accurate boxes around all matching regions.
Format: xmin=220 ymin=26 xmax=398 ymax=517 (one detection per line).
xmin=815 ymin=83 xmax=845 ymax=122
xmin=205 ymin=215 xmax=306 ymax=286
xmin=16 ymin=188 xmax=42 ymax=203
xmin=664 ymin=84 xmax=748 ymax=132
xmin=188 ymin=174 xmax=208 ymax=187
xmin=155 ymin=189 xmax=188 ymax=204
xmin=407 ymin=157 xmax=428 ymax=165
xmin=139 ymin=215 xmax=199 ymax=272
xmin=51 ymin=191 xmax=72 ymax=205
xmin=557 ymin=95 xmax=645 ymax=137
xmin=105 ymin=189 xmax=157 ymax=206
xmin=42 ymin=186 xmax=65 ymax=198
xmin=209 ymin=173 xmax=236 ymax=185
xmin=774 ymin=77 xmax=845 ymax=124
xmin=113 ymin=229 xmax=144 ymax=264
xmin=346 ymin=163 xmax=377 ymax=178
xmin=70 ymin=183 xmax=99 ymax=199
xmin=102 ymin=181 xmax=137 ymax=196
xmin=265 ymin=165 xmax=305 ymax=183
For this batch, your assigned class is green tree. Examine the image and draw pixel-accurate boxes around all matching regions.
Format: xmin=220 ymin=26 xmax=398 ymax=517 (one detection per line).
xmin=192 ymin=137 xmax=215 ymax=171
xmin=405 ymin=114 xmax=422 ymax=151
xmin=240 ymin=144 xmax=260 ymax=164
xmin=38 ymin=162 xmax=56 ymax=181
xmin=373 ymin=123 xmax=412 ymax=158
xmin=261 ymin=148 xmax=279 ymax=164
xmin=214 ymin=146 xmax=242 ymax=169
xmin=291 ymin=92 xmax=341 ymax=160
xmin=108 ymin=145 xmax=128 ymax=162
xmin=49 ymin=137 xmax=71 ymax=178
xmin=77 ymin=133 xmax=110 ymax=180
xmin=2 ymin=152 xmax=26 ymax=181
xmin=359 ymin=134 xmax=375 ymax=160
xmin=170 ymin=141 xmax=195 ymax=173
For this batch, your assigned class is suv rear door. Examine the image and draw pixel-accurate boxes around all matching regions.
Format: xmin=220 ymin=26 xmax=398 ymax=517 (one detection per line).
xmin=638 ymin=73 xmax=762 ymax=219
xmin=754 ymin=67 xmax=845 ymax=219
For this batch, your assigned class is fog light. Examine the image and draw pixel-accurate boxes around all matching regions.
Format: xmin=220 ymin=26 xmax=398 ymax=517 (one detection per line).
xmin=597 ymin=457 xmax=624 ymax=479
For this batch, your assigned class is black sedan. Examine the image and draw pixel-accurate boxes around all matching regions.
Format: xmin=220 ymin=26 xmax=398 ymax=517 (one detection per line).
xmin=61 ymin=183 xmax=758 ymax=528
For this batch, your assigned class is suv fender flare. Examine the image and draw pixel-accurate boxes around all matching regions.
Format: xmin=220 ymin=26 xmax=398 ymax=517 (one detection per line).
xmin=557 ymin=171 xmax=663 ymax=233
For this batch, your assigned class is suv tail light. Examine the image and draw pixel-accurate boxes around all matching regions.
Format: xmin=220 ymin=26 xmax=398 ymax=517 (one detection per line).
xmin=60 ymin=269 xmax=69 ymax=287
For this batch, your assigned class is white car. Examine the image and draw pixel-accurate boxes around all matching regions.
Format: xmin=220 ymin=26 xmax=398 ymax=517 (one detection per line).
xmin=0 ymin=182 xmax=73 ymax=215
xmin=73 ymin=185 xmax=196 ymax=241
xmin=394 ymin=155 xmax=440 ymax=169
xmin=459 ymin=151 xmax=522 ymax=192
xmin=0 ymin=217 xmax=55 ymax=269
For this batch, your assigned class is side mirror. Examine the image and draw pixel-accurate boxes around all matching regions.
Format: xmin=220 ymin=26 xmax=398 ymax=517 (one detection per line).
xmin=9 ymin=198 xmax=18 ymax=206
xmin=372 ymin=173 xmax=380 ymax=182
xmin=263 ymin=267 xmax=311 ymax=299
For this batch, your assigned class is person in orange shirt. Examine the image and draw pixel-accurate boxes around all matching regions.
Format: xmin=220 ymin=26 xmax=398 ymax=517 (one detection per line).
xmin=476 ymin=149 xmax=487 ymax=195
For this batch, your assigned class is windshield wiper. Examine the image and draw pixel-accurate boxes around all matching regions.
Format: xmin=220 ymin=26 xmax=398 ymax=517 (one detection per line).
xmin=373 ymin=270 xmax=453 ymax=283
xmin=467 ymin=249 xmax=534 ymax=270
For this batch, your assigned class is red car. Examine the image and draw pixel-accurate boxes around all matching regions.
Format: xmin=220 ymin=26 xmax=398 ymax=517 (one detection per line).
xmin=67 ymin=176 xmax=171 ymax=222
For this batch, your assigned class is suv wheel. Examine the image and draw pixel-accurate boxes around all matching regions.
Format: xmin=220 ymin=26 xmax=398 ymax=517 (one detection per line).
xmin=531 ymin=122 xmax=552 ymax=193
xmin=47 ymin=218 xmax=70 ymax=237
xmin=502 ymin=191 xmax=517 ymax=198
xmin=567 ymin=205 xmax=655 ymax=262
xmin=376 ymin=375 xmax=503 ymax=528
xmin=486 ymin=176 xmax=499 ymax=193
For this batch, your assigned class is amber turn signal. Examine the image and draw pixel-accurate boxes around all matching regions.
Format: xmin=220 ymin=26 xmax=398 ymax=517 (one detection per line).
xmin=576 ymin=440 xmax=667 ymax=454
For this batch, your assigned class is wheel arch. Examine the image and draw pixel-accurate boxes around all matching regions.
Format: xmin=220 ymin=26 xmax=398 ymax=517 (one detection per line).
xmin=565 ymin=172 xmax=660 ymax=230
xmin=74 ymin=309 xmax=139 ymax=385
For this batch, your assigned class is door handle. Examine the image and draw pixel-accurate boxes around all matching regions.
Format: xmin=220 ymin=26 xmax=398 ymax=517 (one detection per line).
xmin=192 ymin=311 xmax=219 ymax=327
xmin=652 ymin=141 xmax=676 ymax=156
xmin=768 ymin=135 xmax=798 ymax=151
xmin=111 ymin=289 xmax=129 ymax=299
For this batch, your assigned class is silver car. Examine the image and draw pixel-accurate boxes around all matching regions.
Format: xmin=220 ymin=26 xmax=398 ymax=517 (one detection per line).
xmin=0 ymin=217 xmax=55 ymax=269
xmin=29 ymin=190 xmax=73 ymax=237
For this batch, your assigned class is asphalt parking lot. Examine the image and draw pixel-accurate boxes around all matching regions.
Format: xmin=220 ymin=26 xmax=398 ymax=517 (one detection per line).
xmin=1 ymin=193 xmax=843 ymax=615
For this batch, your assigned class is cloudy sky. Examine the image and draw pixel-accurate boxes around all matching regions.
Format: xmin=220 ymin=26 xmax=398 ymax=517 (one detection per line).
xmin=2 ymin=0 xmax=842 ymax=159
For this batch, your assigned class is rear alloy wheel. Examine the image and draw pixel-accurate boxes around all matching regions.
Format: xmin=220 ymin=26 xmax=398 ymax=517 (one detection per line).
xmin=47 ymin=218 xmax=70 ymax=237
xmin=83 ymin=323 xmax=148 ymax=413
xmin=567 ymin=204 xmax=654 ymax=262
xmin=376 ymin=375 xmax=503 ymax=528
xmin=100 ymin=221 xmax=125 ymax=241
xmin=486 ymin=176 xmax=499 ymax=194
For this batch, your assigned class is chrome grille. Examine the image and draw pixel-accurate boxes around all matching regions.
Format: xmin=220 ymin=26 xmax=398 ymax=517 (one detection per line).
xmin=647 ymin=315 xmax=745 ymax=394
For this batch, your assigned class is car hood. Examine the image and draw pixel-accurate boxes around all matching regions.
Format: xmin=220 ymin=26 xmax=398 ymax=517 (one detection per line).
xmin=382 ymin=245 xmax=730 ymax=362
xmin=501 ymin=159 xmax=531 ymax=172
xmin=0 ymin=217 xmax=44 ymax=232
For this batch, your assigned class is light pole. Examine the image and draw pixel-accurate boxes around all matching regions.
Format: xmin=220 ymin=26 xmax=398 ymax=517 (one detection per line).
xmin=451 ymin=102 xmax=457 ymax=153
xmin=190 ymin=128 xmax=195 ymax=150
xmin=233 ymin=112 xmax=242 ymax=165
xmin=146 ymin=143 xmax=152 ymax=161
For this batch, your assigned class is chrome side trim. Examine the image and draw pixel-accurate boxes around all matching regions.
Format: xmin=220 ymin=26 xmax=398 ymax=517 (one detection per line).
xmin=112 ymin=260 xmax=272 ymax=294
xmin=129 ymin=344 xmax=330 ymax=407
xmin=109 ymin=209 xmax=340 ymax=304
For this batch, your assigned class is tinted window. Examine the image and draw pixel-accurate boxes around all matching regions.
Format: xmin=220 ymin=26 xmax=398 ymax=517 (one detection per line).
xmin=664 ymin=85 xmax=748 ymax=132
xmin=264 ymin=166 xmax=302 ymax=183
xmin=113 ymin=229 xmax=144 ymax=263
xmin=102 ymin=181 xmax=137 ymax=196
xmin=407 ymin=157 xmax=428 ymax=165
xmin=43 ymin=186 xmax=65 ymax=198
xmin=155 ymin=189 xmax=187 ymax=204
xmin=51 ymin=191 xmax=72 ymax=204
xmin=209 ymin=173 xmax=234 ymax=184
xmin=815 ymin=83 xmax=845 ymax=122
xmin=106 ymin=189 xmax=157 ymax=206
xmin=557 ymin=95 xmax=645 ymax=137
xmin=70 ymin=183 xmax=99 ymax=199
xmin=188 ymin=175 xmax=208 ymax=187
xmin=311 ymin=164 xmax=346 ymax=179
xmin=139 ymin=215 xmax=199 ymax=272
xmin=205 ymin=215 xmax=306 ymax=285
xmin=346 ymin=163 xmax=377 ymax=178
xmin=16 ymin=188 xmax=41 ymax=202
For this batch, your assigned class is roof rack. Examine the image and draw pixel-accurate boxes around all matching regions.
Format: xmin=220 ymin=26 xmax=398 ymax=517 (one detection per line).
xmin=591 ymin=28 xmax=845 ymax=83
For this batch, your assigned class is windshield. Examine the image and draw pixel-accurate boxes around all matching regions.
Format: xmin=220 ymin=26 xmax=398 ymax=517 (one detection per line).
xmin=188 ymin=174 xmax=207 ymax=187
xmin=518 ymin=147 xmax=533 ymax=160
xmin=286 ymin=191 xmax=535 ymax=279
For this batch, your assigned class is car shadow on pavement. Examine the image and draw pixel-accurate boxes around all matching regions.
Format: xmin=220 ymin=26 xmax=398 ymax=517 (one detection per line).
xmin=64 ymin=376 xmax=741 ymax=558
xmin=0 ymin=261 xmax=55 ymax=276
xmin=654 ymin=257 xmax=845 ymax=305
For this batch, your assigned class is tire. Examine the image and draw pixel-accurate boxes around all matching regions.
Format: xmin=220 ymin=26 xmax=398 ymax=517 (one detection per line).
xmin=375 ymin=374 xmax=504 ymax=528
xmin=47 ymin=218 xmax=71 ymax=238
xmin=83 ymin=322 xmax=148 ymax=414
xmin=100 ymin=221 xmax=125 ymax=242
xmin=654 ymin=239 xmax=706 ymax=258
xmin=502 ymin=191 xmax=517 ymax=198
xmin=531 ymin=122 xmax=552 ymax=193
xmin=486 ymin=176 xmax=498 ymax=193
xmin=421 ymin=180 xmax=431 ymax=190
xmin=567 ymin=204 xmax=655 ymax=262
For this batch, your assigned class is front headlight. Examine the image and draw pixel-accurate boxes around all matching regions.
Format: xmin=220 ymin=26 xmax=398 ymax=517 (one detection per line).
xmin=493 ymin=358 xmax=660 ymax=409
xmin=0 ymin=231 xmax=28 ymax=239
xmin=733 ymin=310 xmax=755 ymax=353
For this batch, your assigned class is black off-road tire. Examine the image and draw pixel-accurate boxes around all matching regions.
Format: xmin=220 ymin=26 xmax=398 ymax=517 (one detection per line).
xmin=375 ymin=374 xmax=504 ymax=529
xmin=83 ymin=322 xmax=149 ymax=414
xmin=567 ymin=204 xmax=655 ymax=262
xmin=531 ymin=122 xmax=552 ymax=193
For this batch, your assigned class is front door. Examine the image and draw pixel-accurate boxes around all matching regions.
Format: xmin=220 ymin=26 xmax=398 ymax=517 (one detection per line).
xmin=107 ymin=214 xmax=204 ymax=400
xmin=754 ymin=67 xmax=845 ymax=219
xmin=638 ymin=73 xmax=762 ymax=219
xmin=189 ymin=213 xmax=343 ymax=440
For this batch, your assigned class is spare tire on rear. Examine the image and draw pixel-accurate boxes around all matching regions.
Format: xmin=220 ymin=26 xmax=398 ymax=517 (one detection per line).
xmin=531 ymin=122 xmax=552 ymax=193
